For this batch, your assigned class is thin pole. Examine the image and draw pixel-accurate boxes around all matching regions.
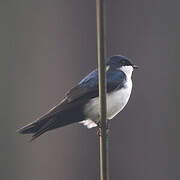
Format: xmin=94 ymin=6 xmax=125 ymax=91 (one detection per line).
xmin=96 ymin=0 xmax=109 ymax=180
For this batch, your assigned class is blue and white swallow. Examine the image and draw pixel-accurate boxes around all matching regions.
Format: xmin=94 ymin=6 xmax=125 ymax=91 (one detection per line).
xmin=18 ymin=55 xmax=138 ymax=141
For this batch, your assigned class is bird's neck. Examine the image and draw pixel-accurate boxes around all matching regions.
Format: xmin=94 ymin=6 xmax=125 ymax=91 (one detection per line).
xmin=120 ymin=66 xmax=133 ymax=80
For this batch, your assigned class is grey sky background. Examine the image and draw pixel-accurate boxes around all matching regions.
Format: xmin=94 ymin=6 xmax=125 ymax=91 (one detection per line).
xmin=0 ymin=0 xmax=179 ymax=180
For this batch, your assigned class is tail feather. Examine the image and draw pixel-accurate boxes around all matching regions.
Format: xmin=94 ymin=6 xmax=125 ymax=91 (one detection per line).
xmin=17 ymin=115 xmax=77 ymax=141
xmin=17 ymin=122 xmax=39 ymax=134
xmin=17 ymin=117 xmax=59 ymax=141
xmin=30 ymin=118 xmax=57 ymax=141
xmin=18 ymin=105 xmax=85 ymax=141
xmin=17 ymin=118 xmax=48 ymax=134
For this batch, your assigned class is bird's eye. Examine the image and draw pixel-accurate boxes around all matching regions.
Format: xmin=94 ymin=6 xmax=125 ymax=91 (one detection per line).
xmin=122 ymin=60 xmax=126 ymax=64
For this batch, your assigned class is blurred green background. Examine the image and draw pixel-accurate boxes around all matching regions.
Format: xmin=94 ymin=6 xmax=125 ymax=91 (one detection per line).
xmin=0 ymin=0 xmax=179 ymax=180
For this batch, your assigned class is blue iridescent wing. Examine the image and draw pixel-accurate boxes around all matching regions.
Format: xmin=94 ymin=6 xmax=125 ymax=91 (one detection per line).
xmin=66 ymin=69 xmax=126 ymax=102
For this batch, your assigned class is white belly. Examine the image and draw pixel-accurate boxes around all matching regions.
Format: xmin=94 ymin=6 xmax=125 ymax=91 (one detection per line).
xmin=81 ymin=79 xmax=132 ymax=128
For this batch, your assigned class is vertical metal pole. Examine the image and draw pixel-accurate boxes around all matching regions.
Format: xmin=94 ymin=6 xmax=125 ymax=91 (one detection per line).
xmin=96 ymin=0 xmax=109 ymax=180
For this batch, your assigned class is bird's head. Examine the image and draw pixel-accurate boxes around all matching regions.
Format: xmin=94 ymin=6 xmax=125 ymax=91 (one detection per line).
xmin=106 ymin=55 xmax=138 ymax=77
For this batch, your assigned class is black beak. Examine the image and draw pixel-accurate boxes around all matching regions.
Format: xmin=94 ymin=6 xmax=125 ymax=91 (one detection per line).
xmin=133 ymin=64 xmax=139 ymax=69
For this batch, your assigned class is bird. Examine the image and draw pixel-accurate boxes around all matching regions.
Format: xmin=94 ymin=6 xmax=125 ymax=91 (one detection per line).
xmin=18 ymin=55 xmax=138 ymax=141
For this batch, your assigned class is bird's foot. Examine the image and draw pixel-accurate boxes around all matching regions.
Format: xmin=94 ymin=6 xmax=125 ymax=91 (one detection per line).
xmin=96 ymin=120 xmax=110 ymax=136
xmin=96 ymin=121 xmax=102 ymax=136
xmin=97 ymin=128 xmax=102 ymax=136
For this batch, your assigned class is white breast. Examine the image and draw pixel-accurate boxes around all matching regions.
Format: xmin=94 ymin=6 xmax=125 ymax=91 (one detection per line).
xmin=80 ymin=65 xmax=133 ymax=128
